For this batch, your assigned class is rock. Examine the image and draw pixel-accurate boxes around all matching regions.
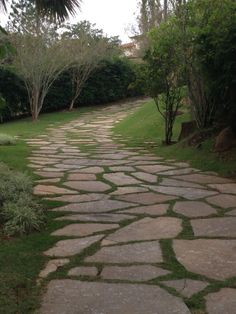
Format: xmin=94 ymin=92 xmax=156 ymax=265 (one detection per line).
xmin=206 ymin=194 xmax=236 ymax=208
xmin=40 ymin=280 xmax=191 ymax=314
xmin=64 ymin=181 xmax=111 ymax=192
xmin=205 ymin=288 xmax=236 ymax=314
xmin=103 ymin=172 xmax=142 ymax=186
xmin=120 ymin=204 xmax=169 ymax=216
xmin=55 ymin=213 xmax=135 ymax=223
xmin=44 ymin=235 xmax=104 ymax=257
xmin=163 ymin=279 xmax=208 ymax=298
xmin=101 ymin=265 xmax=170 ymax=281
xmin=34 ymin=185 xmax=76 ymax=196
xmin=115 ymin=192 xmax=177 ymax=205
xmin=39 ymin=259 xmax=70 ymax=278
xmin=68 ymin=267 xmax=97 ymax=277
xmin=191 ymin=217 xmax=236 ymax=237
xmin=208 ymin=183 xmax=236 ymax=195
xmin=173 ymin=201 xmax=217 ymax=217
xmin=173 ymin=174 xmax=232 ymax=184
xmin=131 ymin=172 xmax=157 ymax=183
xmin=101 ymin=217 xmax=182 ymax=245
xmin=136 ymin=165 xmax=176 ymax=173
xmin=214 ymin=127 xmax=236 ymax=152
xmin=86 ymin=241 xmax=163 ymax=263
xmin=173 ymin=239 xmax=236 ymax=280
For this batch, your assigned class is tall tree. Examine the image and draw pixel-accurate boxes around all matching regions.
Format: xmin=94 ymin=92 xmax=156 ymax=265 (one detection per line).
xmin=1 ymin=0 xmax=81 ymax=21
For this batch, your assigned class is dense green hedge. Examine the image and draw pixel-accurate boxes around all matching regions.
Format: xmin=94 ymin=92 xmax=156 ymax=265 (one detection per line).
xmin=0 ymin=58 xmax=146 ymax=121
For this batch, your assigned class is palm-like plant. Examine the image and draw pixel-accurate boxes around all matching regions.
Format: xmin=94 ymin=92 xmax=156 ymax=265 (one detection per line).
xmin=0 ymin=0 xmax=81 ymax=21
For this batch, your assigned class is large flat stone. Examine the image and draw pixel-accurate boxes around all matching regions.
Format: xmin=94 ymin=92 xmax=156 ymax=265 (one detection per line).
xmin=208 ymin=183 xmax=236 ymax=195
xmin=131 ymin=172 xmax=157 ymax=183
xmin=173 ymin=201 xmax=217 ymax=217
xmin=205 ymin=288 xmax=236 ymax=314
xmin=52 ymin=200 xmax=136 ymax=213
xmin=35 ymin=171 xmax=64 ymax=178
xmin=173 ymin=173 xmax=232 ymax=184
xmin=160 ymin=178 xmax=205 ymax=189
xmin=55 ymin=213 xmax=135 ymax=223
xmin=67 ymin=173 xmax=96 ymax=181
xmin=147 ymin=185 xmax=217 ymax=200
xmin=101 ymin=265 xmax=170 ymax=281
xmin=162 ymin=279 xmax=208 ymax=298
xmin=86 ymin=241 xmax=163 ymax=263
xmin=191 ymin=217 xmax=236 ymax=237
xmin=173 ymin=239 xmax=236 ymax=280
xmin=68 ymin=267 xmax=98 ymax=277
xmin=52 ymin=223 xmax=119 ymax=237
xmin=40 ymin=280 xmax=191 ymax=314
xmin=136 ymin=165 xmax=175 ymax=173
xmin=115 ymin=192 xmax=177 ymax=205
xmin=64 ymin=181 xmax=111 ymax=192
xmin=206 ymin=194 xmax=236 ymax=208
xmin=39 ymin=259 xmax=70 ymax=278
xmin=34 ymin=185 xmax=75 ymax=196
xmin=103 ymin=172 xmax=142 ymax=186
xmin=102 ymin=217 xmax=182 ymax=245
xmin=226 ymin=208 xmax=236 ymax=216
xmin=110 ymin=186 xmax=148 ymax=195
xmin=120 ymin=204 xmax=169 ymax=215
xmin=44 ymin=235 xmax=104 ymax=257
xmin=158 ymin=168 xmax=199 ymax=176
xmin=46 ymin=193 xmax=109 ymax=203
xmin=74 ymin=166 xmax=104 ymax=174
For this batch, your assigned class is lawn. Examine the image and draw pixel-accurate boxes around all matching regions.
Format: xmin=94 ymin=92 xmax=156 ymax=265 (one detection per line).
xmin=0 ymin=107 xmax=92 ymax=313
xmin=113 ymin=100 xmax=236 ymax=177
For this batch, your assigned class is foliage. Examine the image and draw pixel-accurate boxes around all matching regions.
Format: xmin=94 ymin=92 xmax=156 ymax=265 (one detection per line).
xmin=0 ymin=163 xmax=44 ymax=236
xmin=145 ymin=20 xmax=184 ymax=144
xmin=0 ymin=133 xmax=16 ymax=145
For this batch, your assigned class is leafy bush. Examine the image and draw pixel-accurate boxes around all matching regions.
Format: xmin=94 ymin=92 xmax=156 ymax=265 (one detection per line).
xmin=0 ymin=163 xmax=45 ymax=236
xmin=2 ymin=200 xmax=44 ymax=236
xmin=0 ymin=133 xmax=16 ymax=145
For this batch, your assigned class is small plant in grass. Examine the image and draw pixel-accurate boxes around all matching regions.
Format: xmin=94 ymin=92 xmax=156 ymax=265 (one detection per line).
xmin=0 ymin=133 xmax=16 ymax=145
xmin=0 ymin=163 xmax=45 ymax=236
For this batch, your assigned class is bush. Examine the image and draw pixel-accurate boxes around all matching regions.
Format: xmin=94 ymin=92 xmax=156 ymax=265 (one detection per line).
xmin=0 ymin=133 xmax=16 ymax=145
xmin=0 ymin=163 xmax=45 ymax=236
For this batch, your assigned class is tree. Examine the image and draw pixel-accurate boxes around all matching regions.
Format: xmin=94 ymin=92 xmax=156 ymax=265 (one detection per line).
xmin=62 ymin=21 xmax=119 ymax=111
xmin=1 ymin=0 xmax=81 ymax=21
xmin=10 ymin=32 xmax=69 ymax=120
xmin=145 ymin=20 xmax=184 ymax=145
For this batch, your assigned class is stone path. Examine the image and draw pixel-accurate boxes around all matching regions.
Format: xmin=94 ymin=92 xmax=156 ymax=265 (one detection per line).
xmin=26 ymin=99 xmax=236 ymax=314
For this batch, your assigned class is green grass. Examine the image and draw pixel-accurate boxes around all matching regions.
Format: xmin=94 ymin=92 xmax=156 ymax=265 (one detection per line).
xmin=113 ymin=100 xmax=236 ymax=177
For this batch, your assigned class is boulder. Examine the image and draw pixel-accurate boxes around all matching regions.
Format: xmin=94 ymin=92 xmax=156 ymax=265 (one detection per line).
xmin=214 ymin=127 xmax=236 ymax=152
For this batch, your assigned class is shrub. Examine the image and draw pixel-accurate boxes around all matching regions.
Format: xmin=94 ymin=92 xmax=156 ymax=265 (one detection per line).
xmin=0 ymin=133 xmax=16 ymax=145
xmin=2 ymin=200 xmax=45 ymax=236
xmin=0 ymin=163 xmax=45 ymax=236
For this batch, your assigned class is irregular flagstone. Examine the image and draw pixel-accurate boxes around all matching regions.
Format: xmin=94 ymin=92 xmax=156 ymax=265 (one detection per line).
xmin=109 ymin=166 xmax=136 ymax=172
xmin=36 ymin=178 xmax=61 ymax=184
xmin=136 ymin=164 xmax=176 ymax=173
xmin=160 ymin=178 xmax=206 ymax=189
xmin=162 ymin=279 xmax=208 ymax=298
xmin=52 ymin=200 xmax=136 ymax=213
xmin=205 ymin=288 xmax=236 ymax=314
xmin=34 ymin=185 xmax=75 ymax=196
xmin=63 ymin=181 xmax=111 ymax=192
xmin=173 ymin=201 xmax=217 ymax=217
xmin=102 ymin=217 xmax=182 ymax=245
xmin=173 ymin=239 xmax=236 ymax=280
xmin=39 ymin=259 xmax=70 ymax=279
xmin=44 ymin=235 xmax=104 ymax=257
xmin=103 ymin=172 xmax=142 ymax=186
xmin=173 ymin=173 xmax=232 ymax=184
xmin=159 ymin=168 xmax=200 ymax=176
xmin=119 ymin=204 xmax=169 ymax=216
xmin=110 ymin=186 xmax=149 ymax=195
xmin=115 ymin=192 xmax=177 ymax=205
xmin=67 ymin=173 xmax=97 ymax=181
xmin=191 ymin=217 xmax=236 ymax=237
xmin=52 ymin=223 xmax=119 ymax=237
xmin=101 ymin=265 xmax=170 ymax=281
xmin=131 ymin=172 xmax=157 ymax=183
xmin=208 ymin=183 xmax=236 ymax=195
xmin=86 ymin=241 xmax=163 ymax=263
xmin=147 ymin=185 xmax=218 ymax=200
xmin=68 ymin=266 xmax=98 ymax=277
xmin=55 ymin=213 xmax=135 ymax=223
xmin=35 ymin=171 xmax=64 ymax=178
xmin=40 ymin=280 xmax=191 ymax=314
xmin=206 ymin=194 xmax=236 ymax=208
xmin=73 ymin=166 xmax=104 ymax=174
xmin=45 ymin=193 xmax=109 ymax=203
